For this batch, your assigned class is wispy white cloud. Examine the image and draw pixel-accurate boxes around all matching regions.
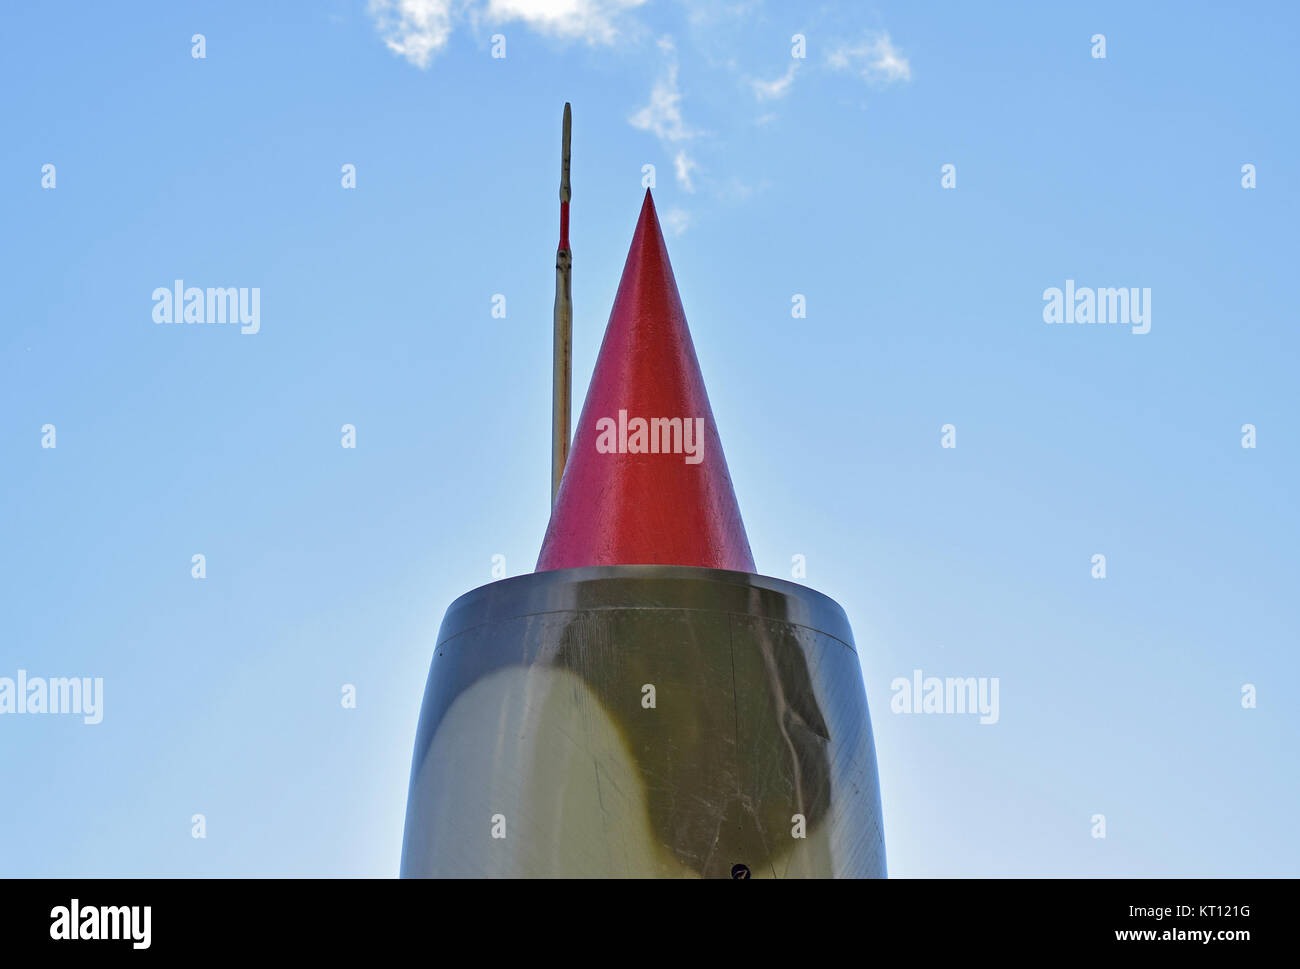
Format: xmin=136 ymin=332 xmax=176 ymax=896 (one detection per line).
xmin=629 ymin=37 xmax=699 ymax=192
xmin=750 ymin=61 xmax=798 ymax=101
xmin=628 ymin=42 xmax=693 ymax=143
xmin=366 ymin=4 xmax=910 ymax=219
xmin=673 ymin=150 xmax=697 ymax=192
xmin=368 ymin=0 xmax=455 ymax=68
xmin=827 ymin=31 xmax=911 ymax=85
xmin=662 ymin=207 xmax=691 ymax=236
xmin=367 ymin=0 xmax=646 ymax=68
xmin=484 ymin=0 xmax=646 ymax=44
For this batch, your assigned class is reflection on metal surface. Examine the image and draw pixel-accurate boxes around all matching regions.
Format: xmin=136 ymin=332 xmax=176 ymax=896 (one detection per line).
xmin=401 ymin=565 xmax=886 ymax=877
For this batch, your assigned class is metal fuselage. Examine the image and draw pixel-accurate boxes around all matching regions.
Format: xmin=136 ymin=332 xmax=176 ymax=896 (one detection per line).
xmin=401 ymin=565 xmax=886 ymax=877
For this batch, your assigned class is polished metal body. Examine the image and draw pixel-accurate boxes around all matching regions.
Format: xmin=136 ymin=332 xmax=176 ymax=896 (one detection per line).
xmin=401 ymin=565 xmax=886 ymax=877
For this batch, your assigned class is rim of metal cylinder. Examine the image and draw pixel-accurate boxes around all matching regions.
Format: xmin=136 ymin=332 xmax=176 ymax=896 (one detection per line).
xmin=437 ymin=564 xmax=857 ymax=652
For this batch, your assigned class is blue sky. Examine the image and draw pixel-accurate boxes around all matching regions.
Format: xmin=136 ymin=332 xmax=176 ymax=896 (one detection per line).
xmin=1 ymin=0 xmax=1296 ymax=876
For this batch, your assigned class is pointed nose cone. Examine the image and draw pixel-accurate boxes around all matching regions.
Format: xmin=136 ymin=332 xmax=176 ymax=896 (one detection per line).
xmin=537 ymin=191 xmax=756 ymax=572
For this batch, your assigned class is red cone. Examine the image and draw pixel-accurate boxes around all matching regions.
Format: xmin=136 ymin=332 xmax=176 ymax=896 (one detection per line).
xmin=536 ymin=190 xmax=756 ymax=573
